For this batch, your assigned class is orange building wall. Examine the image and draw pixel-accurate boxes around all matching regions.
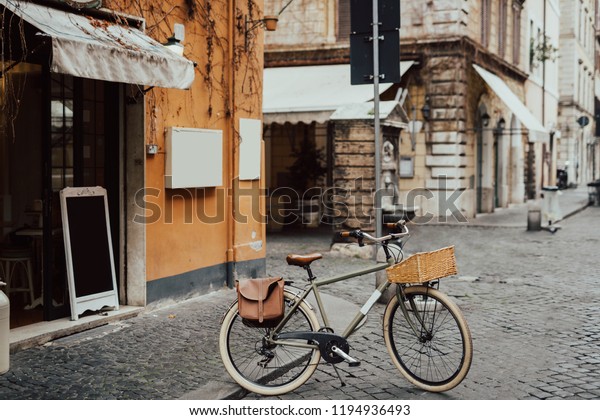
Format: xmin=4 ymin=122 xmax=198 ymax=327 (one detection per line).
xmin=106 ymin=0 xmax=266 ymax=285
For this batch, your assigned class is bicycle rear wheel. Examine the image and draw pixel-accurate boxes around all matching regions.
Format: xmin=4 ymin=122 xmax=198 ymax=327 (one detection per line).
xmin=219 ymin=291 xmax=321 ymax=396
xmin=383 ymin=285 xmax=472 ymax=392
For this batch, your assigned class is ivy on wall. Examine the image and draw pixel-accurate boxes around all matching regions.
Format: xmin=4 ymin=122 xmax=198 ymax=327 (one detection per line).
xmin=1 ymin=0 xmax=263 ymax=142
xmin=529 ymin=34 xmax=558 ymax=68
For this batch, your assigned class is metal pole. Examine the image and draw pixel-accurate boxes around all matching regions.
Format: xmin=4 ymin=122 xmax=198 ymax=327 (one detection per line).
xmin=372 ymin=0 xmax=382 ymax=251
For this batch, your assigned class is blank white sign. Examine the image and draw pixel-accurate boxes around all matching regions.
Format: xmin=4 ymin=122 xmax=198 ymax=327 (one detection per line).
xmin=165 ymin=127 xmax=223 ymax=188
xmin=239 ymin=118 xmax=262 ymax=180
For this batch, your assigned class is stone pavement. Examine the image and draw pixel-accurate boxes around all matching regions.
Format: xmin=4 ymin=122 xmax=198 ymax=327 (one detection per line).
xmin=0 ymin=187 xmax=598 ymax=400
xmin=442 ymin=186 xmax=589 ymax=228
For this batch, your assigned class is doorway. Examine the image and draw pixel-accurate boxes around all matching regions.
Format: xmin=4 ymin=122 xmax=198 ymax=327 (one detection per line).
xmin=0 ymin=65 xmax=121 ymax=326
xmin=264 ymin=121 xmax=330 ymax=231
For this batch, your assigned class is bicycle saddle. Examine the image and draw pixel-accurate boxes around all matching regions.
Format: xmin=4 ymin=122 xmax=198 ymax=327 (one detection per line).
xmin=286 ymin=253 xmax=323 ymax=267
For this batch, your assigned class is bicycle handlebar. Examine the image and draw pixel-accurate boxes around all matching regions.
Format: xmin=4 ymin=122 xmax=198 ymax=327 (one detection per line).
xmin=339 ymin=220 xmax=409 ymax=244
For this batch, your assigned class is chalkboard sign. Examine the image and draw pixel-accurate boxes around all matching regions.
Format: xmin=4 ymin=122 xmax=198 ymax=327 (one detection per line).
xmin=60 ymin=187 xmax=119 ymax=320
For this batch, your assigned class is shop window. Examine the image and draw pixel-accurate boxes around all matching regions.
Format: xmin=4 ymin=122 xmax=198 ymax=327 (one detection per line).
xmin=50 ymin=75 xmax=75 ymax=191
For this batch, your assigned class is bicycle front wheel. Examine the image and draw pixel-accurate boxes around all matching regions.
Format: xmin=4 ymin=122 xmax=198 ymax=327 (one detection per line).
xmin=219 ymin=291 xmax=321 ymax=396
xmin=383 ymin=285 xmax=472 ymax=392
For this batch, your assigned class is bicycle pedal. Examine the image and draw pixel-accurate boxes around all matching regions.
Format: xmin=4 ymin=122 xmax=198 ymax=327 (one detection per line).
xmin=331 ymin=345 xmax=360 ymax=367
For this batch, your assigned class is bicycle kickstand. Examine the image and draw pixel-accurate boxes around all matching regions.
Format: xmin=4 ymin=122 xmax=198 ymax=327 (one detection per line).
xmin=330 ymin=363 xmax=347 ymax=387
xmin=329 ymin=347 xmax=361 ymax=387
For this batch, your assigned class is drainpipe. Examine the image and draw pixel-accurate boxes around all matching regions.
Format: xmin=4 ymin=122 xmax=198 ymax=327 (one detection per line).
xmin=540 ymin=0 xmax=547 ymax=192
xmin=542 ymin=0 xmax=546 ymax=126
xmin=226 ymin=0 xmax=236 ymax=287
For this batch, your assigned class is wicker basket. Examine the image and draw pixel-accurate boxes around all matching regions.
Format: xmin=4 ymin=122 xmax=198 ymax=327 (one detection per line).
xmin=386 ymin=246 xmax=457 ymax=284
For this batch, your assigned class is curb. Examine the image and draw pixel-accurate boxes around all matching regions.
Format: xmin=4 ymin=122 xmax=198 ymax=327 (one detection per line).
xmin=557 ymin=202 xmax=590 ymax=222
xmin=9 ymin=306 xmax=144 ymax=353
xmin=420 ymin=200 xmax=591 ymax=230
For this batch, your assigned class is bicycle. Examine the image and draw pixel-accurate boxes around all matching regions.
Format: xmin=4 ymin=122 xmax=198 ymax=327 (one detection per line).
xmin=219 ymin=221 xmax=473 ymax=396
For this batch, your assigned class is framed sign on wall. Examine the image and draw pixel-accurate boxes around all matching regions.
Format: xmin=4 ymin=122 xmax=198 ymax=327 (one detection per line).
xmin=60 ymin=186 xmax=119 ymax=321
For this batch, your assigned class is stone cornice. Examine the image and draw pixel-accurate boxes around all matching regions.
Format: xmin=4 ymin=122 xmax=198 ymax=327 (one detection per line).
xmin=401 ymin=36 xmax=529 ymax=82
xmin=265 ymin=36 xmax=529 ymax=83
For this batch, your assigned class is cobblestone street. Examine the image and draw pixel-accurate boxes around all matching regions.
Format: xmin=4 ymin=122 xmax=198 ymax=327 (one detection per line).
xmin=246 ymin=206 xmax=600 ymax=400
xmin=0 ymin=206 xmax=599 ymax=400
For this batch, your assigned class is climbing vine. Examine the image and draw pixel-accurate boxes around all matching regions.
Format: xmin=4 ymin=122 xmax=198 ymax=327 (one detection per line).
xmin=0 ymin=7 xmax=30 ymax=141
xmin=529 ymin=34 xmax=559 ymax=68
xmin=1 ymin=0 xmax=263 ymax=143
xmin=104 ymin=0 xmax=264 ymax=142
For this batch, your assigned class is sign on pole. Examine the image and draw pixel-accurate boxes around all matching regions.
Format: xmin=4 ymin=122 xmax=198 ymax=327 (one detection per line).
xmin=349 ymin=0 xmax=400 ymax=244
xmin=350 ymin=0 xmax=401 ymax=86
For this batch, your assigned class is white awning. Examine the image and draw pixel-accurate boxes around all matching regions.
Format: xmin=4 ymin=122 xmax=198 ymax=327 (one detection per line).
xmin=263 ymin=61 xmax=414 ymax=125
xmin=473 ymin=64 xmax=549 ymax=142
xmin=1 ymin=0 xmax=195 ymax=89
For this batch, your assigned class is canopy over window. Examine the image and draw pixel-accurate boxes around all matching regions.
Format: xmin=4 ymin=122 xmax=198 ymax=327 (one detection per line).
xmin=473 ymin=64 xmax=549 ymax=142
xmin=263 ymin=61 xmax=414 ymax=125
xmin=0 ymin=0 xmax=195 ymax=89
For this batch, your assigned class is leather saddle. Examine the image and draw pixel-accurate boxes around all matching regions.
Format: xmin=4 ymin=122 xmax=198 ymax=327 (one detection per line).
xmin=286 ymin=252 xmax=323 ymax=267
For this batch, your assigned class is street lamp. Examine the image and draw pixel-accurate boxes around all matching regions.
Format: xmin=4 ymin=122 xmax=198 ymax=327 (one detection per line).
xmin=496 ymin=117 xmax=506 ymax=132
xmin=163 ymin=23 xmax=185 ymax=56
xmin=245 ymin=15 xmax=279 ymax=50
xmin=481 ymin=112 xmax=491 ymax=128
xmin=163 ymin=35 xmax=184 ymax=56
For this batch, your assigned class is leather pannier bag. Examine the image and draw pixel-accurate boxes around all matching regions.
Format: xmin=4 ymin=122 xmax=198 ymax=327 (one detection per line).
xmin=236 ymin=277 xmax=285 ymax=327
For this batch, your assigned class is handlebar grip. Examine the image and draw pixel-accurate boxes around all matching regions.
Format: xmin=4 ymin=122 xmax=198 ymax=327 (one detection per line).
xmin=340 ymin=230 xmax=362 ymax=239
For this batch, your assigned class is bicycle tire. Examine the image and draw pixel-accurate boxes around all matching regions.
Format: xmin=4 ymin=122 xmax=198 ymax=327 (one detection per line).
xmin=383 ymin=285 xmax=472 ymax=392
xmin=219 ymin=291 xmax=321 ymax=396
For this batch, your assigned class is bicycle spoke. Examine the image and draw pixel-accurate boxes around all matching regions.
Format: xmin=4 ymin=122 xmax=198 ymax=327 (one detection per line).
xmin=386 ymin=288 xmax=470 ymax=389
xmin=224 ymin=295 xmax=319 ymax=391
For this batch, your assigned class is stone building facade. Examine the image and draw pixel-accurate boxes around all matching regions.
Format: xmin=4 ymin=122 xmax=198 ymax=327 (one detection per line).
xmin=557 ymin=0 xmax=598 ymax=186
xmin=525 ymin=0 xmax=560 ymax=192
xmin=264 ymin=0 xmax=551 ymax=227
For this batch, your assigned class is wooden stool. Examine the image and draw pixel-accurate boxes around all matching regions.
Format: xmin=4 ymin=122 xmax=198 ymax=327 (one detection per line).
xmin=0 ymin=245 xmax=35 ymax=307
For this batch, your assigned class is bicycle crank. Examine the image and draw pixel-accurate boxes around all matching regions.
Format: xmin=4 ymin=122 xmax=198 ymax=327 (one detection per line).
xmin=275 ymin=331 xmax=360 ymax=366
xmin=330 ymin=345 xmax=360 ymax=367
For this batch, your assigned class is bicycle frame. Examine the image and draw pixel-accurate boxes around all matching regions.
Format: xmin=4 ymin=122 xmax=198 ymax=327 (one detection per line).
xmin=221 ymin=221 xmax=473 ymax=395
xmin=270 ymin=256 xmax=395 ymax=346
